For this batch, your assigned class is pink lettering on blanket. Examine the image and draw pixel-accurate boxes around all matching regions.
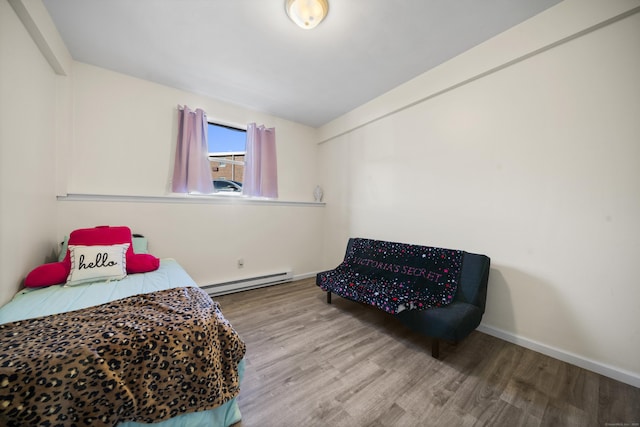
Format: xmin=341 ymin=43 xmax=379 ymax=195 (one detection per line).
xmin=352 ymin=257 xmax=443 ymax=281
xmin=317 ymin=238 xmax=463 ymax=314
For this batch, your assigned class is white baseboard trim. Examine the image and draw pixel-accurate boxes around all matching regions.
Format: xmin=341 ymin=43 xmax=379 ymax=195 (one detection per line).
xmin=477 ymin=324 xmax=640 ymax=388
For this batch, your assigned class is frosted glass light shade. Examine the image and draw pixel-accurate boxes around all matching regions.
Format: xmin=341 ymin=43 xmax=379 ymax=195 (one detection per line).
xmin=286 ymin=0 xmax=329 ymax=29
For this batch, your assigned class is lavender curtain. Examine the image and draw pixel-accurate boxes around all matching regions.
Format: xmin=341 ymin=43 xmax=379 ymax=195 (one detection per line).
xmin=243 ymin=123 xmax=278 ymax=198
xmin=171 ymin=106 xmax=214 ymax=194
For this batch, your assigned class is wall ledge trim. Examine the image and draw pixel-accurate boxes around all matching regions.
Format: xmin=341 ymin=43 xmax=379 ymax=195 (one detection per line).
xmin=477 ymin=324 xmax=640 ymax=388
xmin=57 ymin=193 xmax=325 ymax=207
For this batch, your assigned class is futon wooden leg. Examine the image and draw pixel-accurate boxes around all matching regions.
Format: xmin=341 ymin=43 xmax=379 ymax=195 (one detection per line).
xmin=327 ymin=291 xmax=332 ymax=304
xmin=431 ymin=338 xmax=440 ymax=359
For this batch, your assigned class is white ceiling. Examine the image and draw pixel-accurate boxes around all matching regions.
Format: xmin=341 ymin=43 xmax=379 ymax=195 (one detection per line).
xmin=42 ymin=0 xmax=562 ymax=128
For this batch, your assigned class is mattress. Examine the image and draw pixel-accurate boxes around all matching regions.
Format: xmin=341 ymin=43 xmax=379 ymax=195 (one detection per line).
xmin=0 ymin=258 xmax=196 ymax=323
xmin=0 ymin=258 xmax=244 ymax=427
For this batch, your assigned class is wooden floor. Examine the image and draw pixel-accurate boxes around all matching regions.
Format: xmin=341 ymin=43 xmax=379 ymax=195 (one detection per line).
xmin=215 ymin=279 xmax=640 ymax=427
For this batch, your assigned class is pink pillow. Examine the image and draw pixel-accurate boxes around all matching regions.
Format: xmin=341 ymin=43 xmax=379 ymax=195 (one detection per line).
xmin=127 ymin=253 xmax=160 ymax=274
xmin=25 ymin=226 xmax=160 ymax=288
xmin=62 ymin=225 xmax=135 ymax=266
xmin=24 ymin=262 xmax=68 ymax=288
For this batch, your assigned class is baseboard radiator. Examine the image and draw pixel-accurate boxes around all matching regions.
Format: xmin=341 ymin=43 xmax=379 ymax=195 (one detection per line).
xmin=202 ymin=270 xmax=293 ymax=297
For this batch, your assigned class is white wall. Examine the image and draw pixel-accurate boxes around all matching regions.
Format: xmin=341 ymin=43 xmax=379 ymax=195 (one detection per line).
xmin=317 ymin=1 xmax=640 ymax=385
xmin=68 ymin=62 xmax=319 ymax=201
xmin=0 ymin=0 xmax=66 ymax=306
xmin=56 ymin=200 xmax=324 ymax=287
xmin=57 ymin=62 xmax=325 ymax=286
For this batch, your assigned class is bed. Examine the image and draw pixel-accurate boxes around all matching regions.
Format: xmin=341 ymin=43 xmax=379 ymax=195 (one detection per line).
xmin=0 ymin=242 xmax=246 ymax=427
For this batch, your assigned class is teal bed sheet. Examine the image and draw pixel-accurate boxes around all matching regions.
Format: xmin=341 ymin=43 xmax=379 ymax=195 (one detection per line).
xmin=0 ymin=258 xmax=244 ymax=427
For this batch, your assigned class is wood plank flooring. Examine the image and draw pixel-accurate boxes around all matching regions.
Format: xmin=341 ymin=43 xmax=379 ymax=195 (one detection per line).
xmin=215 ymin=278 xmax=640 ymax=427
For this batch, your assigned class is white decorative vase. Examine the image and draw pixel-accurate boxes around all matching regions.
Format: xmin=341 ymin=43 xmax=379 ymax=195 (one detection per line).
xmin=313 ymin=185 xmax=324 ymax=202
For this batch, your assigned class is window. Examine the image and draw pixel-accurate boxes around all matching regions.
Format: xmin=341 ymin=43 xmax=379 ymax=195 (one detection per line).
xmin=207 ymin=122 xmax=246 ymax=193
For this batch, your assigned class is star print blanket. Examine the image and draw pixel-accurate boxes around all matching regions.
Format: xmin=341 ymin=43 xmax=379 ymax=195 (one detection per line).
xmin=0 ymin=287 xmax=246 ymax=427
xmin=317 ymin=238 xmax=463 ymax=314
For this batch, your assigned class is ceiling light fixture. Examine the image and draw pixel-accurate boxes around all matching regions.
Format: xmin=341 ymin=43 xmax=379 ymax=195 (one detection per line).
xmin=286 ymin=0 xmax=329 ymax=30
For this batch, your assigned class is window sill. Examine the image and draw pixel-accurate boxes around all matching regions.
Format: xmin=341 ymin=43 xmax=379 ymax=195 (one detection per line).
xmin=57 ymin=193 xmax=325 ymax=207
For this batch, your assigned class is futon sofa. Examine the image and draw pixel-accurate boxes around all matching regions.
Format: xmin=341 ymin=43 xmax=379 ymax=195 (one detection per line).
xmin=316 ymin=238 xmax=490 ymax=358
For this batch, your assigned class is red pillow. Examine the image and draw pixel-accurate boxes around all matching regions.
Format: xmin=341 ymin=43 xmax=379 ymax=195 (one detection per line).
xmin=24 ymin=262 xmax=68 ymax=288
xmin=127 ymin=253 xmax=160 ymax=274
xmin=25 ymin=226 xmax=160 ymax=288
xmin=62 ymin=225 xmax=135 ymax=266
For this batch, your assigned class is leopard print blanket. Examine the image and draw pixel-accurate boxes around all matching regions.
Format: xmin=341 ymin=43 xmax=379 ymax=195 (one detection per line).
xmin=0 ymin=287 xmax=246 ymax=427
